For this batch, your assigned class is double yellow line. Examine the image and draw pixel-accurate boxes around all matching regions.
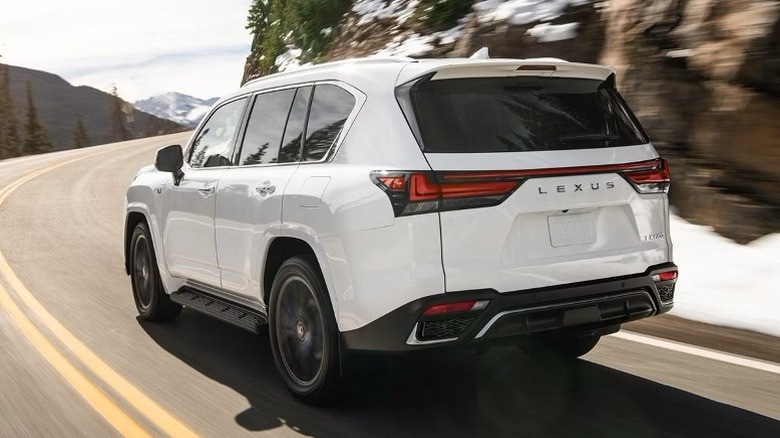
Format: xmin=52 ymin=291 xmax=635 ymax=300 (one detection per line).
xmin=0 ymin=149 xmax=200 ymax=437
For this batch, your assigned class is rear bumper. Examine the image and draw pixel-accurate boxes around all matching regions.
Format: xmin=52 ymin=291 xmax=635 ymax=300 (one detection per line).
xmin=341 ymin=263 xmax=676 ymax=352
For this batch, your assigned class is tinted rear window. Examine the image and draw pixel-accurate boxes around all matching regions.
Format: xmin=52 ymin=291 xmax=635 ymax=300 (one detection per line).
xmin=409 ymin=77 xmax=648 ymax=153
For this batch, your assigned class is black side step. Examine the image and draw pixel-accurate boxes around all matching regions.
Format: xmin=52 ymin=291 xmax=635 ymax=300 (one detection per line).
xmin=170 ymin=288 xmax=267 ymax=334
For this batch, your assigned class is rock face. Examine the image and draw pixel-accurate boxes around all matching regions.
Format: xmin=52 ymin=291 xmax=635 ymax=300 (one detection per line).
xmin=600 ymin=0 xmax=780 ymax=243
xmin=248 ymin=0 xmax=780 ymax=242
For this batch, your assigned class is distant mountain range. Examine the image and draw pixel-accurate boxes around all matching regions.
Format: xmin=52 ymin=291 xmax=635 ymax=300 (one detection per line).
xmin=134 ymin=92 xmax=218 ymax=128
xmin=5 ymin=64 xmax=185 ymax=151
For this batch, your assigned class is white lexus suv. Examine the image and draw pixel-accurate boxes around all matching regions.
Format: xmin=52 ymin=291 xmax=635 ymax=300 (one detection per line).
xmin=125 ymin=56 xmax=677 ymax=403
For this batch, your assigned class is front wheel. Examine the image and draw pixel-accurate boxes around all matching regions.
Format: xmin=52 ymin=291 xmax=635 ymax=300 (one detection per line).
xmin=129 ymin=222 xmax=182 ymax=321
xmin=268 ymin=256 xmax=342 ymax=404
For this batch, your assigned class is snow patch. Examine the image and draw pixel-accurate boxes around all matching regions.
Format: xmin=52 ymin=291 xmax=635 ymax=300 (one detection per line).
xmin=669 ymin=214 xmax=780 ymax=337
xmin=374 ymin=33 xmax=434 ymax=57
xmin=353 ymin=0 xmax=420 ymax=25
xmin=526 ymin=22 xmax=579 ymax=42
xmin=666 ymin=48 xmax=692 ymax=58
xmin=275 ymin=47 xmax=303 ymax=72
xmin=474 ymin=0 xmax=589 ymax=25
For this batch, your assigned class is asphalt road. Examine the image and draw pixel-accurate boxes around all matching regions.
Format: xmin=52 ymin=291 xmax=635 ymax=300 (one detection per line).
xmin=0 ymin=134 xmax=778 ymax=437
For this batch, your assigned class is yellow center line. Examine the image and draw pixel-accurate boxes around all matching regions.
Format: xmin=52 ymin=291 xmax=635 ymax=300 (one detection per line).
xmin=0 ymin=281 xmax=152 ymax=438
xmin=0 ymin=146 xmax=201 ymax=438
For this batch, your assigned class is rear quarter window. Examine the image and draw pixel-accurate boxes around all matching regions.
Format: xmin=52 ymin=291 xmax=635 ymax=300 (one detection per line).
xmin=302 ymin=84 xmax=355 ymax=162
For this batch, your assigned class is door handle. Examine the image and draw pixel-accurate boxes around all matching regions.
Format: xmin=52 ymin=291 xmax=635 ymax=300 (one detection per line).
xmin=198 ymin=185 xmax=215 ymax=195
xmin=256 ymin=184 xmax=276 ymax=195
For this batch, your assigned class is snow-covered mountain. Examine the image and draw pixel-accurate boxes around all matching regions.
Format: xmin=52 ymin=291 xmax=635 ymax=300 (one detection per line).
xmin=134 ymin=92 xmax=218 ymax=127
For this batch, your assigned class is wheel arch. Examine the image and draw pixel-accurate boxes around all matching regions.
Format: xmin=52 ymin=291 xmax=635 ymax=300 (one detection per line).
xmin=124 ymin=211 xmax=148 ymax=275
xmin=263 ymin=237 xmax=320 ymax=307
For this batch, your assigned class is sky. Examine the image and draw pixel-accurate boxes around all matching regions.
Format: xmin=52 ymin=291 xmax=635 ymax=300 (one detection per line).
xmin=0 ymin=0 xmax=253 ymax=102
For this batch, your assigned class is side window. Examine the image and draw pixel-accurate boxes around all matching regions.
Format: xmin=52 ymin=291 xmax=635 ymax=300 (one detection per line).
xmin=303 ymin=85 xmax=355 ymax=162
xmin=278 ymin=86 xmax=312 ymax=164
xmin=188 ymin=98 xmax=247 ymax=168
xmin=239 ymin=89 xmax=296 ymax=166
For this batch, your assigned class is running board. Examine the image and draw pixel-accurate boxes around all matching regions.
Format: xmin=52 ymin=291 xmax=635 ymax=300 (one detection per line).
xmin=170 ymin=288 xmax=267 ymax=334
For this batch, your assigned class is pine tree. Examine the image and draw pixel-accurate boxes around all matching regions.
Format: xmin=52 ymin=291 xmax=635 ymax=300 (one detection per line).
xmin=109 ymin=85 xmax=132 ymax=142
xmin=73 ymin=118 xmax=90 ymax=148
xmin=0 ymin=61 xmax=20 ymax=159
xmin=22 ymin=81 xmax=53 ymax=155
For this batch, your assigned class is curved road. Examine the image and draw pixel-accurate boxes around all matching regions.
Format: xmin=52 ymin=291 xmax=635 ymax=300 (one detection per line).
xmin=0 ymin=134 xmax=779 ymax=437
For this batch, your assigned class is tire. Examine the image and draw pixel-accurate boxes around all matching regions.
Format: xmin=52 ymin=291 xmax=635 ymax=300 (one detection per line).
xmin=268 ymin=256 xmax=342 ymax=404
xmin=545 ymin=334 xmax=601 ymax=358
xmin=129 ymin=222 xmax=182 ymax=321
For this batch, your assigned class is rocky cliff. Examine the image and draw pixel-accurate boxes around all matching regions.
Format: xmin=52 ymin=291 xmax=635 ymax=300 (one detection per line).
xmin=245 ymin=0 xmax=780 ymax=243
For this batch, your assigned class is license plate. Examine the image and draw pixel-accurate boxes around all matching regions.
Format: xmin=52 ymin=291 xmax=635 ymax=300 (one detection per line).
xmin=548 ymin=214 xmax=597 ymax=248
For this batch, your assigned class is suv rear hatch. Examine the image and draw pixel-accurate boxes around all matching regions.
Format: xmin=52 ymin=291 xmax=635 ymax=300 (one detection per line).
xmin=392 ymin=60 xmax=671 ymax=293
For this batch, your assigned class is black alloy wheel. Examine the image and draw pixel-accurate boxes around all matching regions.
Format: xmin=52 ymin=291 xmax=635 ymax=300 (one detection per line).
xmin=129 ymin=222 xmax=182 ymax=321
xmin=269 ymin=256 xmax=342 ymax=404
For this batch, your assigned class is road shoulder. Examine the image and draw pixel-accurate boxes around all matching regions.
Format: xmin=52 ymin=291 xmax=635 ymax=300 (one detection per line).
xmin=626 ymin=314 xmax=780 ymax=364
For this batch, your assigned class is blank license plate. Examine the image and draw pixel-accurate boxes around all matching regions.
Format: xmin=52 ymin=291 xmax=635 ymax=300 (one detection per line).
xmin=548 ymin=214 xmax=597 ymax=248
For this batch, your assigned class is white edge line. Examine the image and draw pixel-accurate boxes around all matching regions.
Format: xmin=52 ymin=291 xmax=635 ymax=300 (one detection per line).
xmin=613 ymin=331 xmax=780 ymax=375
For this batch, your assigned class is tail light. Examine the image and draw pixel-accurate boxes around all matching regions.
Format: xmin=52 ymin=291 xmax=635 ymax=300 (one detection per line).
xmin=621 ymin=158 xmax=670 ymax=194
xmin=371 ymin=158 xmax=670 ymax=216
xmin=371 ymin=171 xmax=524 ymax=216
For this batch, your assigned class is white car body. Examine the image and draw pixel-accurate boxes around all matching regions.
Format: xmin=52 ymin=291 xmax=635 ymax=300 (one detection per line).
xmin=125 ymin=57 xmax=677 ymax=355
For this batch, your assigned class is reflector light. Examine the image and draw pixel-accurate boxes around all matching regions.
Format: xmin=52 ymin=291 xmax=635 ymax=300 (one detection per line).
xmin=422 ymin=300 xmax=489 ymax=316
xmin=653 ymin=270 xmax=678 ymax=282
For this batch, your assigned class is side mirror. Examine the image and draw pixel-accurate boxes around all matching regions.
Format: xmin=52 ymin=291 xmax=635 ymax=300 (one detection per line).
xmin=155 ymin=144 xmax=183 ymax=172
xmin=155 ymin=144 xmax=184 ymax=185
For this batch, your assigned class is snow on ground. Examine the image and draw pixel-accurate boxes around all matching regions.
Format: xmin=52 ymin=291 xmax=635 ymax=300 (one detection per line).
xmin=669 ymin=214 xmax=780 ymax=337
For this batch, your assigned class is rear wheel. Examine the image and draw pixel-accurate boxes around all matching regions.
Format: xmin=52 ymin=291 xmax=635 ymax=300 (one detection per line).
xmin=129 ymin=222 xmax=182 ymax=321
xmin=269 ymin=256 xmax=342 ymax=404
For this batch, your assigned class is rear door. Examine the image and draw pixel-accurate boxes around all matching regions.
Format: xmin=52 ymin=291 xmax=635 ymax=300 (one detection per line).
xmin=398 ymin=65 xmax=671 ymax=293
xmin=215 ymin=86 xmax=310 ymax=302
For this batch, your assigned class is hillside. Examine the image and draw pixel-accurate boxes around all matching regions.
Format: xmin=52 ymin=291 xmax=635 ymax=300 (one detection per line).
xmin=4 ymin=64 xmax=185 ymax=151
xmin=243 ymin=0 xmax=780 ymax=243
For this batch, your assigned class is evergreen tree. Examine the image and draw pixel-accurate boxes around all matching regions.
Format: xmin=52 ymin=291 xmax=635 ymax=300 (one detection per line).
xmin=109 ymin=85 xmax=132 ymax=142
xmin=0 ymin=61 xmax=20 ymax=159
xmin=21 ymin=81 xmax=53 ymax=155
xmin=72 ymin=117 xmax=90 ymax=148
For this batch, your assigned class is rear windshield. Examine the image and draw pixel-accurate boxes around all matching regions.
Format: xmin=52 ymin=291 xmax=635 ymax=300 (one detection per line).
xmin=406 ymin=76 xmax=648 ymax=153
